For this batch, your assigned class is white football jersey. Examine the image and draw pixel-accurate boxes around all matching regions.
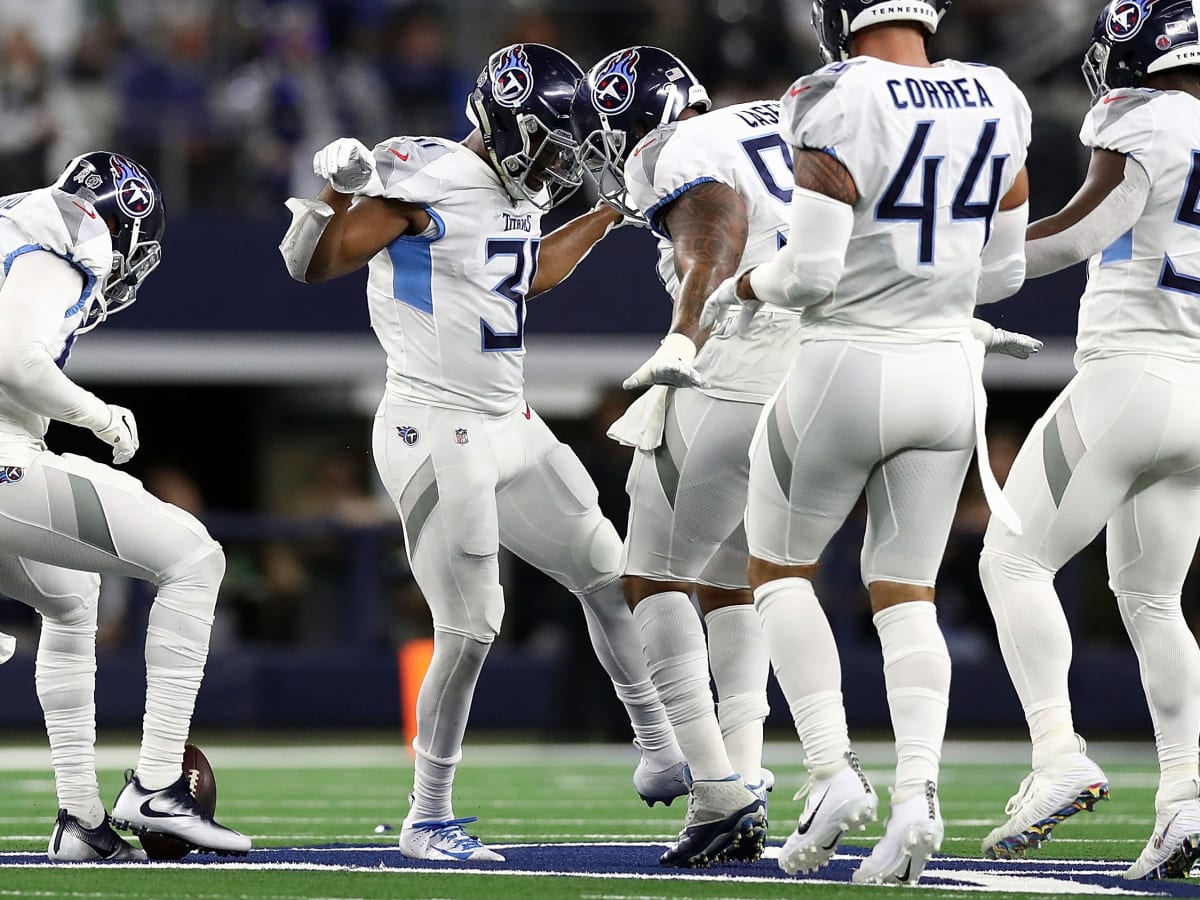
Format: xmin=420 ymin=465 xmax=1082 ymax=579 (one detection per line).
xmin=779 ymin=57 xmax=1032 ymax=341
xmin=1076 ymin=89 xmax=1200 ymax=365
xmin=359 ymin=137 xmax=543 ymax=416
xmin=624 ymin=101 xmax=805 ymax=403
xmin=0 ymin=187 xmax=111 ymax=454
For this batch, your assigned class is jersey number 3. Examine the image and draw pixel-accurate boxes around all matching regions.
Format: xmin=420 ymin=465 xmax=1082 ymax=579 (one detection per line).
xmin=1159 ymin=150 xmax=1200 ymax=299
xmin=481 ymin=238 xmax=540 ymax=352
xmin=877 ymin=119 xmax=1008 ymax=266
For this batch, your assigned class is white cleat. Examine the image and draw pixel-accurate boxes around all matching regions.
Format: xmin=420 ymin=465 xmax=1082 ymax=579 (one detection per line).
xmin=778 ymin=752 xmax=878 ymax=876
xmin=746 ymin=766 xmax=775 ymax=809
xmin=111 ymin=773 xmax=250 ymax=856
xmin=853 ymin=781 xmax=944 ymax=885
xmin=399 ymin=814 xmax=505 ymax=862
xmin=634 ymin=755 xmax=690 ymax=808
xmin=48 ymin=809 xmax=147 ymax=862
xmin=981 ymin=745 xmax=1108 ymax=859
xmin=1123 ymin=798 xmax=1200 ymax=880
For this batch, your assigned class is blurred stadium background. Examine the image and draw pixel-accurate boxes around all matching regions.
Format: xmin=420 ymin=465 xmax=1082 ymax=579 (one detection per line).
xmin=0 ymin=0 xmax=1179 ymax=741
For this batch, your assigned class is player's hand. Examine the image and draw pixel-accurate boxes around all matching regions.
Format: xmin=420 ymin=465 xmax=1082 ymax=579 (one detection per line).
xmin=971 ymin=319 xmax=1043 ymax=359
xmin=699 ymin=276 xmax=741 ymax=332
xmin=623 ymin=333 xmax=704 ymax=390
xmin=92 ymin=404 xmax=139 ymax=465
xmin=313 ymin=138 xmax=375 ymax=194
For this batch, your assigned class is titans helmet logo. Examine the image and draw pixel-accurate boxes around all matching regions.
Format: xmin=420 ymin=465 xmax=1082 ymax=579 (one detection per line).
xmin=592 ymin=49 xmax=639 ymax=115
xmin=492 ymin=45 xmax=534 ymax=108
xmin=1106 ymin=0 xmax=1154 ymax=41
xmin=109 ymin=156 xmax=155 ymax=219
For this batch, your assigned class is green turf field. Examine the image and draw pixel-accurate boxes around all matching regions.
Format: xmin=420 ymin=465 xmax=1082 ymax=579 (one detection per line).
xmin=0 ymin=738 xmax=1192 ymax=899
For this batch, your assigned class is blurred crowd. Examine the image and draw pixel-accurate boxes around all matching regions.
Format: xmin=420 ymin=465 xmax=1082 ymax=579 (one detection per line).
xmin=1 ymin=0 xmax=1102 ymax=215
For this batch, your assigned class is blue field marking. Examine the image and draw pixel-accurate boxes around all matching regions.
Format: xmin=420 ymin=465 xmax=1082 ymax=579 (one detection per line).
xmin=2 ymin=842 xmax=1199 ymax=894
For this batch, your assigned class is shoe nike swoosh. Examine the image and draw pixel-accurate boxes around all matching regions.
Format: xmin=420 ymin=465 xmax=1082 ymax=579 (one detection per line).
xmin=139 ymin=796 xmax=185 ymax=819
xmin=1154 ymin=812 xmax=1181 ymax=849
xmin=797 ymin=793 xmax=826 ymax=835
xmin=822 ymin=830 xmax=844 ymax=850
xmin=897 ymin=858 xmax=913 ymax=882
xmin=434 ymin=847 xmax=480 ymax=861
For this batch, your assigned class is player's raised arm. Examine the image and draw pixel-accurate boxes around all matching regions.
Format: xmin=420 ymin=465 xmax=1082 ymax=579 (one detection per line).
xmin=526 ymin=201 xmax=622 ymax=298
xmin=280 ymin=138 xmax=431 ymax=284
xmin=1024 ymin=149 xmax=1148 ymax=278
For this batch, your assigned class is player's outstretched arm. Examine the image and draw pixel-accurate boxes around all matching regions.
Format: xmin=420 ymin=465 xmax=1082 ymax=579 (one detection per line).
xmin=977 ymin=167 xmax=1030 ymax=304
xmin=1024 ymin=149 xmax=1149 ymax=279
xmin=622 ymin=182 xmax=748 ymax=390
xmin=527 ymin=203 xmax=623 ymax=299
xmin=0 ymin=251 xmax=138 ymax=463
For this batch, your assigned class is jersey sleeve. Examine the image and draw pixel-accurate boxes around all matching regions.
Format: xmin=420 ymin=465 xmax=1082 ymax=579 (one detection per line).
xmin=625 ymin=122 xmax=735 ymax=237
xmin=359 ymin=136 xmax=455 ymax=205
xmin=779 ymin=64 xmax=855 ymax=155
xmin=0 ymin=188 xmax=113 ymax=291
xmin=1080 ymin=90 xmax=1160 ymax=168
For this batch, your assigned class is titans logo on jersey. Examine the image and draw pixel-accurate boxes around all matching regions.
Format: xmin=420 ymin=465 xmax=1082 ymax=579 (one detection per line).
xmin=593 ymin=49 xmax=639 ymax=115
xmin=492 ymin=45 xmax=534 ymax=109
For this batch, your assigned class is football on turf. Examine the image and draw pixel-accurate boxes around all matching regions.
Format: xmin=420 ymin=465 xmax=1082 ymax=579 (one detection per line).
xmin=139 ymin=743 xmax=218 ymax=860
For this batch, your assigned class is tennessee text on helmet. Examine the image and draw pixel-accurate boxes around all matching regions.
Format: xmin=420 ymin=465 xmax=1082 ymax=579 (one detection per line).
xmin=54 ymin=152 xmax=164 ymax=332
xmin=466 ymin=43 xmax=586 ymax=210
xmin=811 ymin=0 xmax=952 ymax=64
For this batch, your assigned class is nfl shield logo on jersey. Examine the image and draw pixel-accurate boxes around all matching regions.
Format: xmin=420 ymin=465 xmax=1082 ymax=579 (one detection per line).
xmin=397 ymin=425 xmax=420 ymax=446
xmin=454 ymin=428 xmax=469 ymax=445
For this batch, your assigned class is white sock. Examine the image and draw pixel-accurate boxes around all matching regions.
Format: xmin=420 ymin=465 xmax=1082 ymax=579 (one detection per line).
xmin=1117 ymin=590 xmax=1200 ymax=808
xmin=874 ymin=601 xmax=950 ymax=801
xmin=579 ymin=582 xmax=681 ymax=766
xmin=37 ymin=604 xmax=104 ymax=828
xmin=754 ymin=577 xmax=849 ymax=776
xmin=408 ymin=630 xmax=491 ymax=822
xmin=631 ymin=591 xmax=732 ymax=780
xmin=137 ymin=547 xmax=223 ymax=789
xmin=705 ymin=604 xmax=769 ymax=782
xmin=980 ymin=550 xmax=1079 ymax=769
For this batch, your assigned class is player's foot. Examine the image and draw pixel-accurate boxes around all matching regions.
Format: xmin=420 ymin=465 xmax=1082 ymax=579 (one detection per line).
xmin=634 ymin=755 xmax=690 ymax=807
xmin=112 ymin=772 xmax=250 ymax=856
xmin=1123 ymin=798 xmax=1200 ymax=879
xmin=853 ymin=781 xmax=944 ymax=885
xmin=746 ymin=766 xmax=775 ymax=809
xmin=399 ymin=815 xmax=505 ymax=862
xmin=778 ymin=751 xmax=878 ymax=875
xmin=659 ymin=775 xmax=766 ymax=868
xmin=48 ymin=809 xmax=147 ymax=862
xmin=981 ymin=746 xmax=1108 ymax=859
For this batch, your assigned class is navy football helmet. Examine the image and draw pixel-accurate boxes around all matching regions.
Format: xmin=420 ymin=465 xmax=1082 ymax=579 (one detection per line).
xmin=1083 ymin=0 xmax=1200 ymax=101
xmin=570 ymin=47 xmax=710 ymax=215
xmin=466 ymin=43 xmax=585 ymax=209
xmin=811 ymin=0 xmax=951 ymax=64
xmin=53 ymin=151 xmax=164 ymax=332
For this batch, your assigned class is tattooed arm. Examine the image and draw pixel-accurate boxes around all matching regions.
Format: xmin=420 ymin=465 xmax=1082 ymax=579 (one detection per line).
xmin=661 ymin=181 xmax=750 ymax=343
xmin=620 ymin=182 xmax=749 ymax=389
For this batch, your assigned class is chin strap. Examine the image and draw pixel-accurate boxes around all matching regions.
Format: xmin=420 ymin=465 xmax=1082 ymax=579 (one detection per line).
xmin=279 ymin=198 xmax=335 ymax=283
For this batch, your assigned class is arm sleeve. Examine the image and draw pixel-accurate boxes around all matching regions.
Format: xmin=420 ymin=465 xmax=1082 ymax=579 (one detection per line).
xmin=0 ymin=251 xmax=110 ymax=430
xmin=1025 ymin=156 xmax=1150 ymax=278
xmin=977 ymin=203 xmax=1029 ymax=304
xmin=747 ymin=186 xmax=854 ymax=307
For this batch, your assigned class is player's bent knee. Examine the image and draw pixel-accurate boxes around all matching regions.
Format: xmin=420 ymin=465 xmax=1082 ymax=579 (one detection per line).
xmin=565 ymin=511 xmax=623 ymax=594
xmin=979 ymin=548 xmax=1055 ymax=586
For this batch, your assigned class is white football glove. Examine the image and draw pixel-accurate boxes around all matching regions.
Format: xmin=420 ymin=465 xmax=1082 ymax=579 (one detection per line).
xmin=700 ymin=275 xmax=762 ymax=334
xmin=92 ymin=404 xmax=139 ymax=465
xmin=970 ymin=318 xmax=1043 ymax=359
xmin=313 ymin=138 xmax=376 ymax=194
xmin=623 ymin=333 xmax=704 ymax=390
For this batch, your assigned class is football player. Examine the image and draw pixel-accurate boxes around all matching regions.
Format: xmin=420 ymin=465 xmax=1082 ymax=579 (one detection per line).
xmin=702 ymin=0 xmax=1033 ymax=883
xmin=979 ymin=0 xmax=1200 ymax=879
xmin=0 ymin=152 xmax=249 ymax=859
xmin=280 ymin=43 xmax=683 ymax=863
